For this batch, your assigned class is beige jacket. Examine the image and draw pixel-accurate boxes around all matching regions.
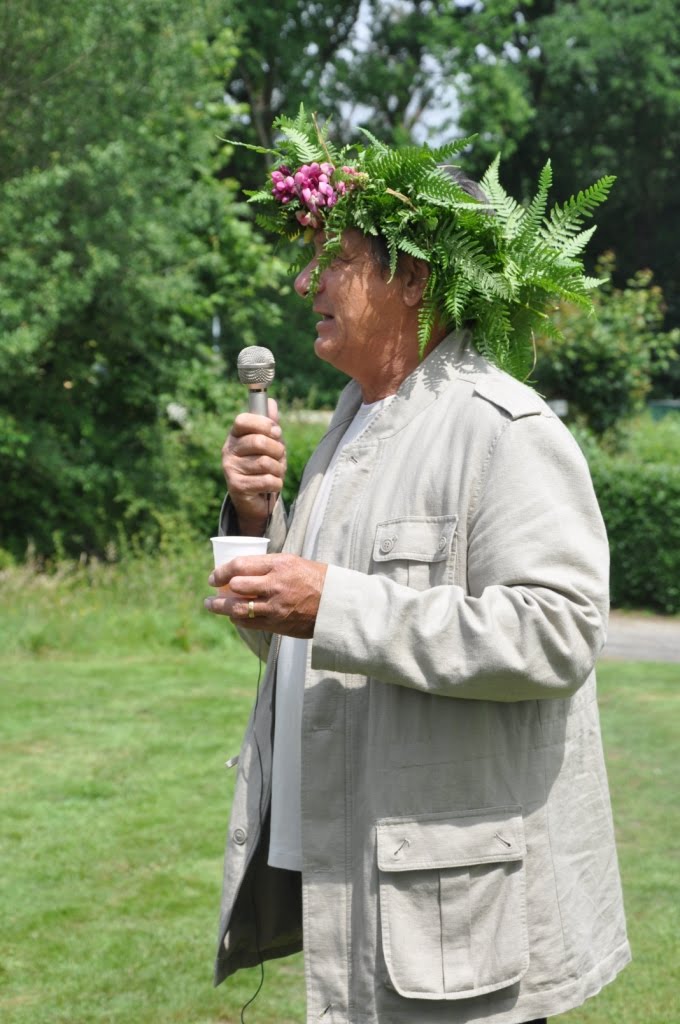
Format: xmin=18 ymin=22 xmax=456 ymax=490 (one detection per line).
xmin=214 ymin=331 xmax=630 ymax=1023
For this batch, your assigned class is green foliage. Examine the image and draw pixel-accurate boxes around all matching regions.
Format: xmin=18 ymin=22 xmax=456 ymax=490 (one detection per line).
xmin=221 ymin=0 xmax=363 ymax=184
xmin=281 ymin=416 xmax=329 ymax=508
xmin=238 ymin=107 xmax=613 ymax=378
xmin=0 ymin=0 xmax=283 ymax=560
xmin=564 ymin=412 xmax=680 ymax=619
xmin=219 ymin=0 xmax=680 ymax=408
xmin=535 ymin=256 xmax=679 ymax=435
xmin=441 ymin=0 xmax=680 ymax=328
xmin=222 ymin=0 xmax=680 ymax=342
xmin=3 ymin=0 xmax=678 ymax=562
xmin=570 ymin=412 xmax=680 ymax=614
xmin=321 ymin=0 xmax=458 ymax=146
xmin=588 ymin=447 xmax=680 ymax=616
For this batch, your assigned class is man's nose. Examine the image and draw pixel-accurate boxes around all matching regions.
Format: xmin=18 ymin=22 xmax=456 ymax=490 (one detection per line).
xmin=294 ymin=258 xmax=320 ymax=298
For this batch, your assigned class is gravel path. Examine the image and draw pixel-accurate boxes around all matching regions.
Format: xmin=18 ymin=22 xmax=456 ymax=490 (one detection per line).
xmin=602 ymin=610 xmax=680 ymax=663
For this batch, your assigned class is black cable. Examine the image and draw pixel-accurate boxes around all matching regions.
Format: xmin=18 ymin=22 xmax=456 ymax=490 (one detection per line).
xmin=240 ymin=484 xmax=290 ymax=1019
xmin=239 ymin=629 xmax=268 ymax=1022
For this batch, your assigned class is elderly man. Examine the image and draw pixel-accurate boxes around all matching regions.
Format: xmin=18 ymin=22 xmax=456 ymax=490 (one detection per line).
xmin=205 ymin=115 xmax=630 ymax=1024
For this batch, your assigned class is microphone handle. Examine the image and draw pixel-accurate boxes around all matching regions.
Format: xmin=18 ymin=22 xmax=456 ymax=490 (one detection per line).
xmin=248 ymin=388 xmax=269 ymax=417
xmin=246 ymin=387 xmax=272 ymax=514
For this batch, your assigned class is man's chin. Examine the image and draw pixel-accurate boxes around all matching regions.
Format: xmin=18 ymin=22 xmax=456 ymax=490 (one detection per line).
xmin=314 ymin=336 xmax=331 ymax=361
xmin=314 ymin=335 xmax=341 ymax=369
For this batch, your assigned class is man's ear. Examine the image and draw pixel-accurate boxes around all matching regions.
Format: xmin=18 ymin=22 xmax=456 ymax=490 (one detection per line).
xmin=399 ymin=255 xmax=430 ymax=307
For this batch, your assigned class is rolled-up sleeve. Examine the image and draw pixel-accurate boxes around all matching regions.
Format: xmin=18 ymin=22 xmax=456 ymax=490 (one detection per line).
xmin=311 ymin=414 xmax=609 ymax=702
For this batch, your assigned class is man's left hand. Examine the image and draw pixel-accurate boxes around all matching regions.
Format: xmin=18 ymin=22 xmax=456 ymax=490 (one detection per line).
xmin=205 ymin=553 xmax=328 ymax=639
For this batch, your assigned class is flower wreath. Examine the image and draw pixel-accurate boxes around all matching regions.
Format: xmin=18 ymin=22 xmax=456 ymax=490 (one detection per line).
xmin=230 ymin=106 xmax=615 ymax=380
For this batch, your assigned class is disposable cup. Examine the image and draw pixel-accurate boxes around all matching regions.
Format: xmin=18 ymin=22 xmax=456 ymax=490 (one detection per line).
xmin=210 ymin=536 xmax=270 ymax=594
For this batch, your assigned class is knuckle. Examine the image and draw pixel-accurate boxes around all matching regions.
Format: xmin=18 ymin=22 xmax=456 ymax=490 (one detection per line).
xmin=252 ymin=433 xmax=273 ymax=455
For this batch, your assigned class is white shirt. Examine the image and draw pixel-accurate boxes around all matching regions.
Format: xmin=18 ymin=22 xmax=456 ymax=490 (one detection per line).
xmin=268 ymin=396 xmax=394 ymax=871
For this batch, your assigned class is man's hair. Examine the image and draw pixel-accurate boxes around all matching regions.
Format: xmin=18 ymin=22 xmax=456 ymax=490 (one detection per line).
xmin=438 ymin=165 xmax=490 ymax=205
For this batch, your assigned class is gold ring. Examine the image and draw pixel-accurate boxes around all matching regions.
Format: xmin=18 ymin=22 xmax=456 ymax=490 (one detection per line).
xmin=247 ymin=600 xmax=255 ymax=619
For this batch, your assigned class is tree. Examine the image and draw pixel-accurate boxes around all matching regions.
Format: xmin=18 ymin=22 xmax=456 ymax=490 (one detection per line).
xmin=433 ymin=0 xmax=680 ymax=327
xmin=268 ymin=0 xmax=680 ymax=337
xmin=222 ymin=0 xmax=363 ymax=183
xmin=0 ymin=0 xmax=282 ymax=559
xmin=323 ymin=0 xmax=457 ymax=146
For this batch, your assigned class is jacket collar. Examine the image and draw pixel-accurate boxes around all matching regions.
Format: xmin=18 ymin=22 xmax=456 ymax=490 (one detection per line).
xmin=331 ymin=328 xmax=479 ymax=442
xmin=283 ymin=330 xmax=478 ymax=554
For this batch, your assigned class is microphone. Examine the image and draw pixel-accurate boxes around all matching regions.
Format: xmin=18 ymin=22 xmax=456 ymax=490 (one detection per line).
xmin=237 ymin=346 xmax=276 ymax=417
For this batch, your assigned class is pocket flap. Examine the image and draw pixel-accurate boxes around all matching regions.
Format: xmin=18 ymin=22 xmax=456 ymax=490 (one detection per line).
xmin=377 ymin=807 xmax=524 ymax=872
xmin=373 ymin=515 xmax=458 ymax=563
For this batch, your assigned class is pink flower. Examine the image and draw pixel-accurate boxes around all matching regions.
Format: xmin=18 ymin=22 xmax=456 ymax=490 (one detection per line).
xmin=271 ymin=160 xmax=359 ymax=224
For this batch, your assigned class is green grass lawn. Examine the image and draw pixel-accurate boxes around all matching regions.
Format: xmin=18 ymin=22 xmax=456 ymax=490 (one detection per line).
xmin=1 ymin=551 xmax=678 ymax=1022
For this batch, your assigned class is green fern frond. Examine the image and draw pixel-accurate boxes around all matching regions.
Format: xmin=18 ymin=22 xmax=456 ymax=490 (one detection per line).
xmin=254 ymin=212 xmax=286 ymax=235
xmin=278 ymin=125 xmax=325 ymax=164
xmin=428 ymin=135 xmax=477 ymax=164
xmin=245 ymin=189 xmax=273 ymax=204
xmin=541 ymin=174 xmax=616 ymax=248
xmin=368 ymin=148 xmax=432 ymax=185
xmin=396 ymin=237 xmax=431 ymax=261
xmin=385 ymin=231 xmax=399 ymax=278
xmin=292 ymin=103 xmax=309 ymax=133
xmin=309 ymin=236 xmax=341 ymax=291
xmin=287 ymin=241 xmax=315 ymax=276
xmin=474 ymin=302 xmax=513 ymax=365
xmin=443 ymin=277 xmax=473 ymax=326
xmin=516 ymin=160 xmax=552 ymax=245
xmin=415 ymin=275 xmax=440 ymax=355
xmin=416 ymin=169 xmax=481 ymax=209
xmin=356 ymin=127 xmax=388 ymax=151
xmin=555 ymin=225 xmax=598 ymax=259
xmin=480 ymin=155 xmax=525 ymax=238
xmin=221 ymin=138 xmax=282 ymax=158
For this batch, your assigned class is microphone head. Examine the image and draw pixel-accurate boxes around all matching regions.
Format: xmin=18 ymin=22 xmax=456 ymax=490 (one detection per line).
xmin=237 ymin=346 xmax=276 ymax=387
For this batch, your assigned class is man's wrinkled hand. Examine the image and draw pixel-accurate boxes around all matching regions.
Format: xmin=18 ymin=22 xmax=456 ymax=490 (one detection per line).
xmin=221 ymin=398 xmax=287 ymax=535
xmin=204 ymin=553 xmax=327 ymax=639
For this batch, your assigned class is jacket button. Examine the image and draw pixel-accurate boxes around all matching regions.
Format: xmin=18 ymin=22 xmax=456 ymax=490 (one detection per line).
xmin=233 ymin=827 xmax=247 ymax=845
xmin=380 ymin=537 xmax=395 ymax=554
xmin=438 ymin=535 xmax=448 ymax=551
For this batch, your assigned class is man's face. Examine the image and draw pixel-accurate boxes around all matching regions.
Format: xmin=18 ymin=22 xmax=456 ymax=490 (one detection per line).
xmin=294 ymin=229 xmax=410 ymax=385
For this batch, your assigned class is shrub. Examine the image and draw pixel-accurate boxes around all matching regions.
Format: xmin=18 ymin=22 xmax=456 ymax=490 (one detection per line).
xmin=282 ymin=416 xmax=329 ymax=508
xmin=535 ymin=256 xmax=679 ymax=435
xmin=586 ymin=414 xmax=680 ymax=613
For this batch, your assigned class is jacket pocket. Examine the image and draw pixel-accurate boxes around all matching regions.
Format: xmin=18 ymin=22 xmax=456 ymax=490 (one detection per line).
xmin=372 ymin=515 xmax=458 ymax=590
xmin=376 ymin=807 xmax=529 ymax=1000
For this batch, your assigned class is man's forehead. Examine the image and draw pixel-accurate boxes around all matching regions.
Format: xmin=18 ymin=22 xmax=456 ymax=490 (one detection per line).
xmin=313 ymin=227 xmax=370 ymax=256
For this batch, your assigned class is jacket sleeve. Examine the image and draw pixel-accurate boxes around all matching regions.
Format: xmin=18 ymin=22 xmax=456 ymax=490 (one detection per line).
xmin=217 ymin=494 xmax=289 ymax=661
xmin=310 ymin=413 xmax=610 ymax=702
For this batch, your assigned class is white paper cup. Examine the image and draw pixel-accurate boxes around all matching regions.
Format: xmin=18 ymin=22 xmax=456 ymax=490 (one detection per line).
xmin=210 ymin=536 xmax=270 ymax=594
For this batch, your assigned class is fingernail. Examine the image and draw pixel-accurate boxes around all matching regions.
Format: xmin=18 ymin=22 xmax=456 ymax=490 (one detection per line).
xmin=204 ymin=598 xmax=213 ymax=609
xmin=208 ymin=573 xmax=215 ymax=586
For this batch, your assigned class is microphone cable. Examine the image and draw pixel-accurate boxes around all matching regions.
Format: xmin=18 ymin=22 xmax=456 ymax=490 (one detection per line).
xmin=239 ymin=494 xmax=274 ymax=1022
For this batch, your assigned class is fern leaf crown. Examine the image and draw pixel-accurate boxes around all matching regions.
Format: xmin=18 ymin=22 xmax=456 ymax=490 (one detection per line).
xmin=230 ymin=106 xmax=615 ymax=381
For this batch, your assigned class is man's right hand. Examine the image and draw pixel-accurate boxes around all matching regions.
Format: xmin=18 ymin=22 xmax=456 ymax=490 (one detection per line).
xmin=221 ymin=398 xmax=287 ymax=536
